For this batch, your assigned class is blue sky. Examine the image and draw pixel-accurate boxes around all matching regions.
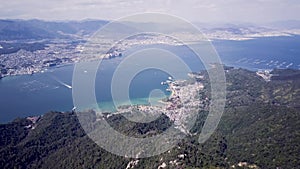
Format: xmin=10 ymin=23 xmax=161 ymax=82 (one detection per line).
xmin=0 ymin=0 xmax=299 ymax=23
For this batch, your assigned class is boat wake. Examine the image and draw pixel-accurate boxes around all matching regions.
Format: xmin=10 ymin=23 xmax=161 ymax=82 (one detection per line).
xmin=50 ymin=75 xmax=72 ymax=89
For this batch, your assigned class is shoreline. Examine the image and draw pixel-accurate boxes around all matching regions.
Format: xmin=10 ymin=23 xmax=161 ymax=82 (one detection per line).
xmin=0 ymin=96 xmax=171 ymax=124
xmin=2 ymin=67 xmax=300 ymax=124
xmin=0 ymin=62 xmax=75 ymax=80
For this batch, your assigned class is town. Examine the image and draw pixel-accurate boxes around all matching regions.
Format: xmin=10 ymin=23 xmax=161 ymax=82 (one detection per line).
xmin=0 ymin=34 xmax=182 ymax=78
xmin=99 ymin=73 xmax=207 ymax=135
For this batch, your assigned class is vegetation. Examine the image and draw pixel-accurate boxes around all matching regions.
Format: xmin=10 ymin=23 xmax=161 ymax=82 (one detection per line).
xmin=0 ymin=68 xmax=299 ymax=168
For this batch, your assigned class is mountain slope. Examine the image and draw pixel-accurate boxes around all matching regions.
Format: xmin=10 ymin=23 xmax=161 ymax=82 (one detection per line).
xmin=0 ymin=19 xmax=108 ymax=40
xmin=0 ymin=68 xmax=299 ymax=169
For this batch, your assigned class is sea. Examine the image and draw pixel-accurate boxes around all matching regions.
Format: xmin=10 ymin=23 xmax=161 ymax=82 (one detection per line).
xmin=0 ymin=35 xmax=300 ymax=123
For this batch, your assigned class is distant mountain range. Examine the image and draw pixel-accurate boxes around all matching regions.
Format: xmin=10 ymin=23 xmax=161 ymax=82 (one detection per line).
xmin=266 ymin=20 xmax=300 ymax=29
xmin=0 ymin=19 xmax=108 ymax=40
xmin=195 ymin=20 xmax=300 ymax=30
xmin=1 ymin=19 xmax=300 ymax=41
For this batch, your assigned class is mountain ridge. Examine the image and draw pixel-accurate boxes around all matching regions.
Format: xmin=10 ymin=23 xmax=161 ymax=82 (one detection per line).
xmin=0 ymin=67 xmax=299 ymax=168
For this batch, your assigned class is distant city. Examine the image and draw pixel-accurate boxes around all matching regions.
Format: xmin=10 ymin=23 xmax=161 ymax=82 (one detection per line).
xmin=1 ymin=19 xmax=300 ymax=78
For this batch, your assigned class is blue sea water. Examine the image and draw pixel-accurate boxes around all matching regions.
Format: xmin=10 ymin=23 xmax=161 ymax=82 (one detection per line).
xmin=0 ymin=36 xmax=299 ymax=123
xmin=213 ymin=35 xmax=300 ymax=70
xmin=0 ymin=60 xmax=171 ymax=123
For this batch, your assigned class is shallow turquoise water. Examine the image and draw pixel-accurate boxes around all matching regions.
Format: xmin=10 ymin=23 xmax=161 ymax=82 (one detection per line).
xmin=1 ymin=36 xmax=300 ymax=123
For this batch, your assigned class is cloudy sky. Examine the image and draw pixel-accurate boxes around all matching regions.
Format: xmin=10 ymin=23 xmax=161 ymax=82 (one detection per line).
xmin=1 ymin=0 xmax=299 ymax=23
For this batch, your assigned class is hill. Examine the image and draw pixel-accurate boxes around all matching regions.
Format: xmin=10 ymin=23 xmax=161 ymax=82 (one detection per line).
xmin=0 ymin=68 xmax=299 ymax=169
xmin=0 ymin=19 xmax=108 ymax=41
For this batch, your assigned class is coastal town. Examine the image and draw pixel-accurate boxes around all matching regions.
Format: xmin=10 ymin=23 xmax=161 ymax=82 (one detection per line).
xmin=0 ymin=34 xmax=182 ymax=78
xmin=2 ymin=20 xmax=300 ymax=79
xmin=100 ymin=73 xmax=207 ymax=135
xmin=0 ymin=40 xmax=77 ymax=77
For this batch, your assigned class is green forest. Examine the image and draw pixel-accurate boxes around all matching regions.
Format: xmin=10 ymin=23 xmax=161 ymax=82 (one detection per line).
xmin=1 ymin=67 xmax=299 ymax=169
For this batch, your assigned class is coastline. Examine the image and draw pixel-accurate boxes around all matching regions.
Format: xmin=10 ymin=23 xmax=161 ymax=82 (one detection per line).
xmin=2 ymin=66 xmax=300 ymax=124
xmin=0 ymin=62 xmax=75 ymax=80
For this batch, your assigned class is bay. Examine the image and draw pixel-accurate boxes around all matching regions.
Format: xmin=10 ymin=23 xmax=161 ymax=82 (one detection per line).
xmin=1 ymin=36 xmax=300 ymax=123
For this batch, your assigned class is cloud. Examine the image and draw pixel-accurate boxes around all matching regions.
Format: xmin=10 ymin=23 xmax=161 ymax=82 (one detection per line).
xmin=0 ymin=0 xmax=299 ymax=23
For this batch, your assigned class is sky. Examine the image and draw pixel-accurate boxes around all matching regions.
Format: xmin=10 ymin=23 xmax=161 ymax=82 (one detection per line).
xmin=0 ymin=0 xmax=299 ymax=23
